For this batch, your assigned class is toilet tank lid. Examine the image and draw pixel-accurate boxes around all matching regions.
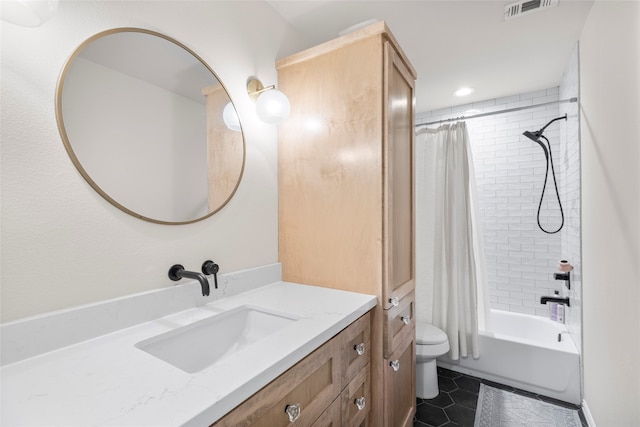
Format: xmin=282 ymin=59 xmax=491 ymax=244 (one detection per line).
xmin=416 ymin=322 xmax=448 ymax=345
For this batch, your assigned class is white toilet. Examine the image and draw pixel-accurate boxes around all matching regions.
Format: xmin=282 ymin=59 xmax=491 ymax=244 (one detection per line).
xmin=416 ymin=321 xmax=450 ymax=399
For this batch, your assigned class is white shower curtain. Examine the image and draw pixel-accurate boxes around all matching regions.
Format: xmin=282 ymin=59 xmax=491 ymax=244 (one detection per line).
xmin=415 ymin=121 xmax=491 ymax=360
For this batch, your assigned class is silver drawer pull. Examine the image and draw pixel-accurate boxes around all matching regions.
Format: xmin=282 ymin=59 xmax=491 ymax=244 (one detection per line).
xmin=401 ymin=315 xmax=411 ymax=325
xmin=389 ymin=297 xmax=399 ymax=307
xmin=390 ymin=359 xmax=400 ymax=372
xmin=354 ymin=342 xmax=365 ymax=356
xmin=285 ymin=403 xmax=301 ymax=423
xmin=354 ymin=396 xmax=366 ymax=411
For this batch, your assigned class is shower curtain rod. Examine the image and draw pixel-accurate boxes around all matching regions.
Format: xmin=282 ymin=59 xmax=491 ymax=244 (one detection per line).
xmin=416 ymin=97 xmax=578 ymax=127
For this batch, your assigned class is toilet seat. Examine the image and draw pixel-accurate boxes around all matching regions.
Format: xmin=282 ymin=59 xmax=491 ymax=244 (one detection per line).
xmin=416 ymin=322 xmax=448 ymax=345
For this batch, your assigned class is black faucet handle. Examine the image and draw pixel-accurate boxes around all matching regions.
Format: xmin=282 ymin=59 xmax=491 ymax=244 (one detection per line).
xmin=554 ymin=271 xmax=571 ymax=289
xmin=201 ymin=260 xmax=219 ymax=275
xmin=202 ymin=260 xmax=219 ymax=289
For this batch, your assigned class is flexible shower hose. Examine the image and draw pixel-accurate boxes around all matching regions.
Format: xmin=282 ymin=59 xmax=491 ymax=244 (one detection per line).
xmin=537 ymin=135 xmax=564 ymax=234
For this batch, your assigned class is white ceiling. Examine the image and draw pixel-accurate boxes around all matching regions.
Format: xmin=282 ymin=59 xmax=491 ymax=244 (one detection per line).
xmin=265 ymin=0 xmax=594 ymax=113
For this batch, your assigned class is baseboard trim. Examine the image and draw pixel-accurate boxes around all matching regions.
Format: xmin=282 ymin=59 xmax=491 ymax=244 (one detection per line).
xmin=582 ymin=399 xmax=596 ymax=427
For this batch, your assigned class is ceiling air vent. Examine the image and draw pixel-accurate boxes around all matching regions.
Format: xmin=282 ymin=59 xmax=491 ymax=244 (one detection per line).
xmin=504 ymin=0 xmax=559 ymax=20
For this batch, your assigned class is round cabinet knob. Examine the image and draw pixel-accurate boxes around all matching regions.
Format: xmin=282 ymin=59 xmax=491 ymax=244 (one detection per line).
xmin=389 ymin=297 xmax=399 ymax=307
xmin=354 ymin=396 xmax=366 ymax=411
xmin=285 ymin=403 xmax=301 ymax=423
xmin=354 ymin=343 xmax=365 ymax=356
xmin=390 ymin=359 xmax=400 ymax=372
xmin=401 ymin=315 xmax=411 ymax=325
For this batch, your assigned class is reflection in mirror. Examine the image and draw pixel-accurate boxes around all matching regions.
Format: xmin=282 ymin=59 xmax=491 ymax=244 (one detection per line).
xmin=56 ymin=28 xmax=245 ymax=224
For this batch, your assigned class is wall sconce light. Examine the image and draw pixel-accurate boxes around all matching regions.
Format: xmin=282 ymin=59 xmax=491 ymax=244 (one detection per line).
xmin=0 ymin=0 xmax=58 ymax=27
xmin=247 ymin=79 xmax=290 ymax=124
xmin=222 ymin=102 xmax=241 ymax=132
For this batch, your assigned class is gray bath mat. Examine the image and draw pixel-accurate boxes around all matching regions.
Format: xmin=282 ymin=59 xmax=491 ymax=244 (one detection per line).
xmin=474 ymin=384 xmax=582 ymax=427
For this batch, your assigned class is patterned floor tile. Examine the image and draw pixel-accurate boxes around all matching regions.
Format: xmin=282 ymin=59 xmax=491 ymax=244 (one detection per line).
xmin=414 ymin=368 xmax=588 ymax=427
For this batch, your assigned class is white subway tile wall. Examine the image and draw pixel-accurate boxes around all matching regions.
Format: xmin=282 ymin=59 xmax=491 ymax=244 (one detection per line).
xmin=417 ymin=83 xmax=580 ymax=319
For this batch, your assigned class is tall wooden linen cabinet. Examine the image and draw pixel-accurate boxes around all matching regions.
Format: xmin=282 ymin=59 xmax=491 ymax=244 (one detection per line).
xmin=277 ymin=22 xmax=417 ymax=427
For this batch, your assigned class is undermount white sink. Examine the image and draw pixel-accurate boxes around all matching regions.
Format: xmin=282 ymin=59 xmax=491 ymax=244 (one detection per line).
xmin=135 ymin=305 xmax=300 ymax=373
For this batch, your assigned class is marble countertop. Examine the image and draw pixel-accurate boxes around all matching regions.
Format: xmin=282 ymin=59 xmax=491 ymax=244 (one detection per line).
xmin=1 ymin=282 xmax=377 ymax=426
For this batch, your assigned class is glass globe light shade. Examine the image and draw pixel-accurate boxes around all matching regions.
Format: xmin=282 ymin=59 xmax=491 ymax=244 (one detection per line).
xmin=0 ymin=0 xmax=58 ymax=27
xmin=255 ymin=89 xmax=290 ymax=124
xmin=222 ymin=102 xmax=241 ymax=132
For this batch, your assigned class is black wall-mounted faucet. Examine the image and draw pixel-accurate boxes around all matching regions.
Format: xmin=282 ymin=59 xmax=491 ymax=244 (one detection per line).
xmin=540 ymin=295 xmax=570 ymax=307
xmin=168 ymin=264 xmax=210 ymax=296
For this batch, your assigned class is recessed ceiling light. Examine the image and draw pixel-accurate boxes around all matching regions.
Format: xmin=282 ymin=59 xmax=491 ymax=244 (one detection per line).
xmin=454 ymin=87 xmax=474 ymax=97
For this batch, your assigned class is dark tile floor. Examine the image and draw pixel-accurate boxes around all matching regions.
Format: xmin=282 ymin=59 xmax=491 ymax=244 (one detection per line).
xmin=414 ymin=367 xmax=589 ymax=427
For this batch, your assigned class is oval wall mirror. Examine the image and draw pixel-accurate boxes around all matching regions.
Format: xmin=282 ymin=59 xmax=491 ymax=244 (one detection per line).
xmin=56 ymin=28 xmax=245 ymax=224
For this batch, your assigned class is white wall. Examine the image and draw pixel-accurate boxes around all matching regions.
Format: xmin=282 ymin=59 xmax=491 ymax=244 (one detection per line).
xmin=0 ymin=1 xmax=308 ymax=322
xmin=64 ymin=57 xmax=208 ymax=222
xmin=579 ymin=1 xmax=640 ymax=425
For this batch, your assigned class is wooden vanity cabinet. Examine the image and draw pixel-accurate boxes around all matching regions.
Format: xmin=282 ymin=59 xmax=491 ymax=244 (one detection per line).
xmin=277 ymin=21 xmax=416 ymax=427
xmin=310 ymin=398 xmax=341 ymax=427
xmin=212 ymin=312 xmax=371 ymax=427
xmin=213 ymin=336 xmax=341 ymax=427
xmin=342 ymin=364 xmax=371 ymax=427
xmin=383 ymin=44 xmax=415 ymax=312
xmin=384 ymin=291 xmax=415 ymax=359
xmin=384 ymin=332 xmax=416 ymax=427
xmin=342 ymin=309 xmax=371 ymax=385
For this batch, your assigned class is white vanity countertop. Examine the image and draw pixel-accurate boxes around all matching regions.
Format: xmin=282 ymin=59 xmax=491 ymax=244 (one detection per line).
xmin=1 ymin=282 xmax=377 ymax=426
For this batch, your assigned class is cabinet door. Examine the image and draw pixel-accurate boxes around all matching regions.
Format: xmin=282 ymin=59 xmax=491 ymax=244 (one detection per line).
xmin=383 ymin=291 xmax=415 ymax=358
xmin=213 ymin=336 xmax=341 ymax=427
xmin=382 ymin=41 xmax=415 ymax=310
xmin=341 ymin=364 xmax=370 ymax=427
xmin=383 ymin=331 xmax=416 ymax=427
xmin=341 ymin=311 xmax=371 ymax=387
xmin=311 ymin=398 xmax=341 ymax=427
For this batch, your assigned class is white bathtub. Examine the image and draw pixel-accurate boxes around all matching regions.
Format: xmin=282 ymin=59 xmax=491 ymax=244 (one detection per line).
xmin=437 ymin=309 xmax=581 ymax=405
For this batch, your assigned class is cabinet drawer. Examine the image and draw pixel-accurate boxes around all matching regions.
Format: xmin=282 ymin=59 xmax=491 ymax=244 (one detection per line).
xmin=213 ymin=335 xmax=341 ymax=427
xmin=341 ymin=311 xmax=371 ymax=387
xmin=383 ymin=291 xmax=415 ymax=358
xmin=341 ymin=363 xmax=370 ymax=427
xmin=383 ymin=330 xmax=416 ymax=427
xmin=310 ymin=397 xmax=341 ymax=427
